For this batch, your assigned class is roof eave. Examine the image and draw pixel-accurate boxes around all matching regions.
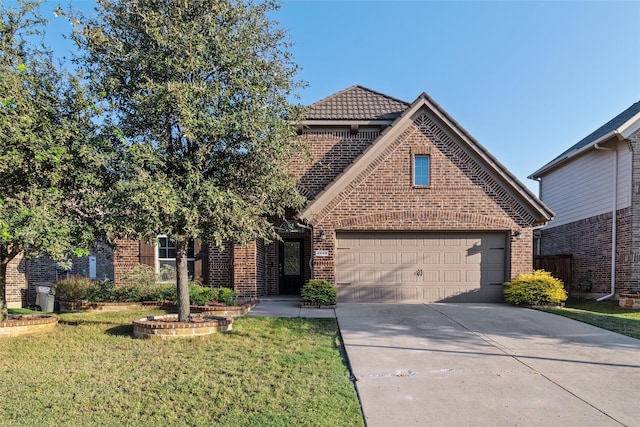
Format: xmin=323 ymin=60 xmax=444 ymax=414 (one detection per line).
xmin=529 ymin=130 xmax=620 ymax=179
xmin=530 ymin=110 xmax=640 ymax=179
xmin=418 ymin=94 xmax=554 ymax=223
xmin=299 ymin=92 xmax=554 ymax=225
xmin=301 ymin=119 xmax=395 ymax=126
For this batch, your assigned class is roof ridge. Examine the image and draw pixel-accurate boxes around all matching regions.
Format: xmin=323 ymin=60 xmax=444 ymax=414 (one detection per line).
xmin=305 ymin=85 xmax=410 ymax=121
xmin=307 ymin=85 xmax=409 ymax=108
xmin=350 ymin=85 xmax=410 ymax=106
xmin=546 ymin=100 xmax=640 ymax=165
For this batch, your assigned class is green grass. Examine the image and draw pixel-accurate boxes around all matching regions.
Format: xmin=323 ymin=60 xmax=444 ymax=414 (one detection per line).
xmin=0 ymin=310 xmax=364 ymax=427
xmin=538 ymin=299 xmax=640 ymax=340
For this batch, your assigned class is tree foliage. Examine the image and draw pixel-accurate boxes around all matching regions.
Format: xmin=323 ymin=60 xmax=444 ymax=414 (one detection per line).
xmin=0 ymin=0 xmax=106 ymax=321
xmin=67 ymin=0 xmax=306 ymax=320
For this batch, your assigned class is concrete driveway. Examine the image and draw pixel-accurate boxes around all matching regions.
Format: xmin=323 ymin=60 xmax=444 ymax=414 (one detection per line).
xmin=336 ymin=303 xmax=640 ymax=427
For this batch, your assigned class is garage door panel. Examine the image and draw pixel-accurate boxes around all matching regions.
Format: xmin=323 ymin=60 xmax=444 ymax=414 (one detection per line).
xmin=337 ymin=270 xmax=355 ymax=284
xmin=359 ymin=252 xmax=375 ymax=264
xmin=466 ymin=253 xmax=481 ymax=264
xmin=401 ymin=252 xmax=419 ymax=264
xmin=423 ymin=253 xmax=440 ymax=264
xmin=337 ymin=252 xmax=355 ymax=265
xmin=423 ymin=270 xmax=440 ymax=283
xmin=444 ymin=253 xmax=461 ymax=264
xmin=336 ymin=231 xmax=506 ymax=303
xmin=380 ymin=271 xmax=397 ymax=282
xmin=401 ymin=288 xmax=418 ymax=300
xmin=380 ymin=252 xmax=397 ymax=264
xmin=401 ymin=270 xmax=419 ymax=282
xmin=443 ymin=271 xmax=461 ymax=282
xmin=359 ymin=270 xmax=375 ymax=282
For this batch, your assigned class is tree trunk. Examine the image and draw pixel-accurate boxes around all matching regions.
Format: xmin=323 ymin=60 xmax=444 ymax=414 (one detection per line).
xmin=1 ymin=260 xmax=8 ymax=322
xmin=175 ymin=237 xmax=191 ymax=322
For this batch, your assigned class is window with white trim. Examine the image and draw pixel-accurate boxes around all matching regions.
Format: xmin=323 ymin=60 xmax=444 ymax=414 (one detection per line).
xmin=157 ymin=236 xmax=195 ymax=281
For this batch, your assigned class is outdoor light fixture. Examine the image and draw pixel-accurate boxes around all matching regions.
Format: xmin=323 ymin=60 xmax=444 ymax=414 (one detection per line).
xmin=320 ymin=230 xmax=326 ymax=240
xmin=512 ymin=230 xmax=522 ymax=239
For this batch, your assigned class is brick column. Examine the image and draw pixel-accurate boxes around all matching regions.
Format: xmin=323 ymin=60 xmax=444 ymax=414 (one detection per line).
xmin=233 ymin=241 xmax=258 ymax=297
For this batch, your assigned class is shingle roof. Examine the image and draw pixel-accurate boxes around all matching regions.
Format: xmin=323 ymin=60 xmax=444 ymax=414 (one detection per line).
xmin=305 ymin=85 xmax=410 ymax=121
xmin=548 ymin=101 xmax=640 ymax=164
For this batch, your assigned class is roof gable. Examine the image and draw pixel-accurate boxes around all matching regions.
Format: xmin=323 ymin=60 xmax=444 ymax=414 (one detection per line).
xmin=531 ymin=101 xmax=640 ymax=178
xmin=305 ymin=85 xmax=410 ymax=121
xmin=298 ymin=90 xmax=553 ymax=225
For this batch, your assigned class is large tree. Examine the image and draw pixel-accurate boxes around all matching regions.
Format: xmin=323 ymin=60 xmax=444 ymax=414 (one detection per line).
xmin=0 ymin=0 xmax=107 ymax=321
xmin=68 ymin=0 xmax=306 ymax=321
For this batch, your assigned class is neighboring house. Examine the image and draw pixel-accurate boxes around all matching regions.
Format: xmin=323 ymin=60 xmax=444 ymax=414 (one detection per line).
xmin=530 ymin=101 xmax=640 ymax=298
xmin=7 ymin=86 xmax=553 ymax=306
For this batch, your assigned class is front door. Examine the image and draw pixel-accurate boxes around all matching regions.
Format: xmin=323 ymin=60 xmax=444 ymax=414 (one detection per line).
xmin=279 ymin=239 xmax=305 ymax=295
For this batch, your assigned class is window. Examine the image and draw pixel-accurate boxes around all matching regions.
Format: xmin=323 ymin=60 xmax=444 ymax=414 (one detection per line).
xmin=414 ymin=155 xmax=430 ymax=186
xmin=157 ymin=236 xmax=195 ymax=281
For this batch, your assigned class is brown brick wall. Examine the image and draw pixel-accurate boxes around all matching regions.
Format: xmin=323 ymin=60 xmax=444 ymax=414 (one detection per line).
xmin=306 ymin=111 xmax=533 ymax=284
xmin=207 ymin=243 xmax=233 ymax=287
xmin=113 ymin=239 xmax=140 ymax=285
xmin=6 ymin=253 xmax=27 ymax=308
xmin=539 ymin=208 xmax=632 ymax=295
xmin=289 ymin=130 xmax=379 ymax=199
xmin=629 ymin=129 xmax=640 ymax=292
xmin=233 ymin=241 xmax=257 ymax=297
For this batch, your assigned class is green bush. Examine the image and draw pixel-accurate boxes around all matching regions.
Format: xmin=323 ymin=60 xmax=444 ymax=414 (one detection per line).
xmin=141 ymin=283 xmax=176 ymax=302
xmin=504 ymin=270 xmax=567 ymax=306
xmin=121 ymin=264 xmax=157 ymax=287
xmin=301 ymin=279 xmax=338 ymax=304
xmin=55 ymin=277 xmax=101 ymax=302
xmin=188 ymin=284 xmax=215 ymax=306
xmin=211 ymin=287 xmax=236 ymax=305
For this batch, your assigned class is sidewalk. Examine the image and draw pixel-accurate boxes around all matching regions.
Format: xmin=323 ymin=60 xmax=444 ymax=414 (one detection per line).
xmin=246 ymin=296 xmax=336 ymax=318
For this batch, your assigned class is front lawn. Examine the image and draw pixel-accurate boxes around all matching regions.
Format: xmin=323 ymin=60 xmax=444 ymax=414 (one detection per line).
xmin=0 ymin=310 xmax=364 ymax=427
xmin=538 ymin=299 xmax=640 ymax=340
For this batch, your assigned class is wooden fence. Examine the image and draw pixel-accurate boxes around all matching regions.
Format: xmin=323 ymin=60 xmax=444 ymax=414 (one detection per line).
xmin=533 ymin=254 xmax=572 ymax=292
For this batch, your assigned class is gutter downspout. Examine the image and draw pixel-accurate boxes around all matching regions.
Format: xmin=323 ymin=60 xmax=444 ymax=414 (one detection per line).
xmin=595 ymin=142 xmax=618 ymax=301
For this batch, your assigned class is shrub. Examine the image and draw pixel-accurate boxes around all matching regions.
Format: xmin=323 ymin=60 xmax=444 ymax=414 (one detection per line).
xmin=504 ymin=270 xmax=567 ymax=306
xmin=55 ymin=276 xmax=101 ymax=302
xmin=188 ymin=284 xmax=215 ymax=306
xmin=121 ymin=264 xmax=157 ymax=287
xmin=141 ymin=283 xmax=176 ymax=302
xmin=301 ymin=279 xmax=338 ymax=304
xmin=211 ymin=287 xmax=236 ymax=305
xmin=158 ymin=264 xmax=177 ymax=282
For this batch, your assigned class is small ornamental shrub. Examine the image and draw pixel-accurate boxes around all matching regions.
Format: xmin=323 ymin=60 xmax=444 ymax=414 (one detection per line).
xmin=504 ymin=270 xmax=567 ymax=306
xmin=142 ymin=283 xmax=176 ymax=302
xmin=188 ymin=285 xmax=215 ymax=306
xmin=211 ymin=287 xmax=236 ymax=305
xmin=301 ymin=279 xmax=338 ymax=304
xmin=121 ymin=264 xmax=157 ymax=287
xmin=56 ymin=276 xmax=101 ymax=302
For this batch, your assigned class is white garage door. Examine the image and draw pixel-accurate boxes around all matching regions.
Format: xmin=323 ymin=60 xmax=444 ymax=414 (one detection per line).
xmin=336 ymin=232 xmax=506 ymax=302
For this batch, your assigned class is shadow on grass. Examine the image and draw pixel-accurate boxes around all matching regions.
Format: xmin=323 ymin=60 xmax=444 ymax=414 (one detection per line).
xmin=105 ymin=324 xmax=134 ymax=337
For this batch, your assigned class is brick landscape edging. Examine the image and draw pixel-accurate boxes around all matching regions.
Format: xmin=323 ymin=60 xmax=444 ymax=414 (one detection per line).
xmin=619 ymin=294 xmax=640 ymax=310
xmin=0 ymin=315 xmax=59 ymax=338
xmin=132 ymin=314 xmax=233 ymax=339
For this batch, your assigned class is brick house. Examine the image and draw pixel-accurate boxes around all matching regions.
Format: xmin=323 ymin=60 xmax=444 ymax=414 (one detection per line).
xmin=530 ymin=101 xmax=640 ymax=299
xmin=7 ymin=86 xmax=553 ymax=306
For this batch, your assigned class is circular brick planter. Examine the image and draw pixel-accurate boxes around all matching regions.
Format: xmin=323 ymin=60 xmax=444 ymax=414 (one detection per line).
xmin=132 ymin=314 xmax=232 ymax=339
xmin=0 ymin=314 xmax=59 ymax=338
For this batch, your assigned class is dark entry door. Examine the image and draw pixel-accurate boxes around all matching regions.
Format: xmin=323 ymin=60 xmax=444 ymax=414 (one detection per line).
xmin=279 ymin=239 xmax=305 ymax=295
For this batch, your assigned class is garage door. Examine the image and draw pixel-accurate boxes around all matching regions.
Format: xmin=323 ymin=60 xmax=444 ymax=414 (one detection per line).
xmin=336 ymin=232 xmax=506 ymax=302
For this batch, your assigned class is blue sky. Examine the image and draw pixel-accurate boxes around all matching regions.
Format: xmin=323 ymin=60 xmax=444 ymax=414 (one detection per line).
xmin=9 ymin=0 xmax=640 ymax=194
